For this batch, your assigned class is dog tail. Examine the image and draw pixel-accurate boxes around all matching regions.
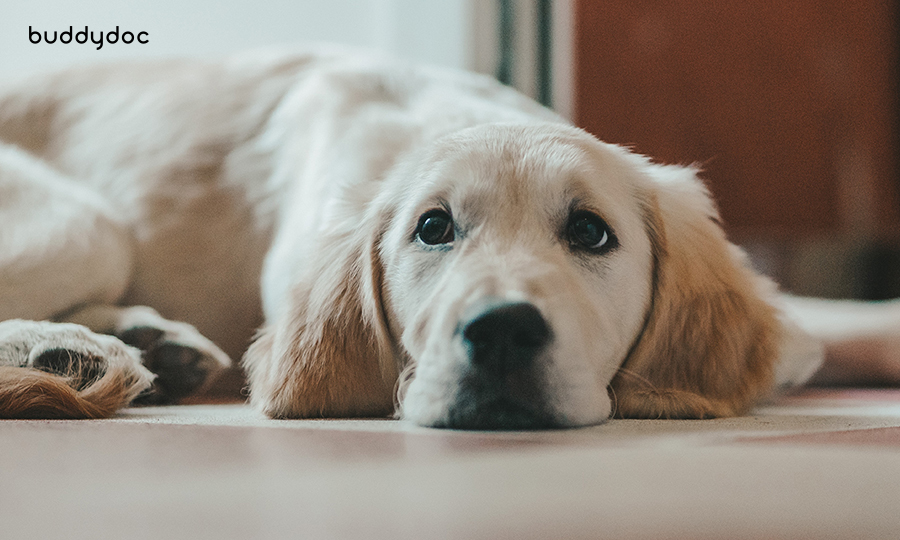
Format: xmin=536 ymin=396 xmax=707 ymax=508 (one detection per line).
xmin=0 ymin=363 xmax=152 ymax=419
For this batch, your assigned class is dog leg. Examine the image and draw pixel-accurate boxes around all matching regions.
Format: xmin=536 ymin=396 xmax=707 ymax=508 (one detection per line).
xmin=0 ymin=319 xmax=153 ymax=418
xmin=782 ymin=296 xmax=900 ymax=386
xmin=0 ymin=143 xmax=132 ymax=322
xmin=61 ymin=305 xmax=231 ymax=403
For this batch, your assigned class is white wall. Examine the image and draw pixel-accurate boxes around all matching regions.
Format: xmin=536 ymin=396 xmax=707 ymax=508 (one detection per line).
xmin=1 ymin=0 xmax=575 ymax=117
xmin=0 ymin=0 xmax=475 ymax=79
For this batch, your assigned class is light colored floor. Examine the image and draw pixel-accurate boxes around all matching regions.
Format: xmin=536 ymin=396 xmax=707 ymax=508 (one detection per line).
xmin=2 ymin=388 xmax=900 ymax=540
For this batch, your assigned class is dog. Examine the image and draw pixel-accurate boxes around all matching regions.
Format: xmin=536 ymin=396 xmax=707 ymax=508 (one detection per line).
xmin=1 ymin=46 xmax=897 ymax=428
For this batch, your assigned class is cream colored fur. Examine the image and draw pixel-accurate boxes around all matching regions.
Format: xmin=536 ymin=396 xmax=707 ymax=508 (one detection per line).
xmin=0 ymin=46 xmax=893 ymax=426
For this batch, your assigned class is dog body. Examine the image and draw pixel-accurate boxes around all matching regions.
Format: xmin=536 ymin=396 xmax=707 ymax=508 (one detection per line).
xmin=0 ymin=46 xmax=881 ymax=427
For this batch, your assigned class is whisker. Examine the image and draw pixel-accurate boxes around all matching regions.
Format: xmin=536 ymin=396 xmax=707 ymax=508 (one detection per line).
xmin=392 ymin=361 xmax=416 ymax=419
xmin=607 ymin=384 xmax=619 ymax=418
xmin=615 ymin=366 xmax=660 ymax=393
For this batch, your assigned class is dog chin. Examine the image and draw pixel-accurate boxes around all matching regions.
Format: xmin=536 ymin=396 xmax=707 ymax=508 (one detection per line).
xmin=400 ymin=372 xmax=612 ymax=430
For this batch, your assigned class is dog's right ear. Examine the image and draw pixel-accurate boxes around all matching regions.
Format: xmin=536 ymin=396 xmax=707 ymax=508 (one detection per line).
xmin=243 ymin=210 xmax=398 ymax=419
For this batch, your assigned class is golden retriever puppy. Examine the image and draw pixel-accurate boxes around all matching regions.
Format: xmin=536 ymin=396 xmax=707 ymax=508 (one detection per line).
xmin=0 ymin=46 xmax=891 ymax=427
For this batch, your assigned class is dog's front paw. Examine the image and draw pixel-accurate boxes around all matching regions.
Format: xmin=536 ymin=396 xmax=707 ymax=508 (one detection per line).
xmin=113 ymin=307 xmax=232 ymax=403
xmin=0 ymin=319 xmax=154 ymax=417
xmin=0 ymin=320 xmax=148 ymax=379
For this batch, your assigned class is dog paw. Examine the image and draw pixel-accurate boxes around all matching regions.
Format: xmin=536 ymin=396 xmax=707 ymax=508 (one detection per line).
xmin=0 ymin=319 xmax=153 ymax=393
xmin=31 ymin=347 xmax=106 ymax=391
xmin=113 ymin=307 xmax=232 ymax=403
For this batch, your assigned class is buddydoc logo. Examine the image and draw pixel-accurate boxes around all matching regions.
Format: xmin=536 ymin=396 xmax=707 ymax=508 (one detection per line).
xmin=29 ymin=26 xmax=149 ymax=50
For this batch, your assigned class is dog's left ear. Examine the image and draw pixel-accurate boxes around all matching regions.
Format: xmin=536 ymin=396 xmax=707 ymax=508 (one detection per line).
xmin=610 ymin=163 xmax=781 ymax=419
xmin=243 ymin=212 xmax=397 ymax=419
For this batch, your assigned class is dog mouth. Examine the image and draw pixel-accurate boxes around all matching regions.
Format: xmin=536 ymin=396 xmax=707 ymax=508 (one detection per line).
xmin=430 ymin=364 xmax=560 ymax=430
xmin=428 ymin=299 xmax=561 ymax=430
xmin=402 ymin=298 xmax=570 ymax=429
xmin=427 ymin=300 xmax=554 ymax=429
xmin=439 ymin=400 xmax=556 ymax=430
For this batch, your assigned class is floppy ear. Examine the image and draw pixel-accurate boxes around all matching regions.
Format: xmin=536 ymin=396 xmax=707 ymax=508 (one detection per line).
xmin=610 ymin=164 xmax=781 ymax=419
xmin=243 ymin=217 xmax=398 ymax=419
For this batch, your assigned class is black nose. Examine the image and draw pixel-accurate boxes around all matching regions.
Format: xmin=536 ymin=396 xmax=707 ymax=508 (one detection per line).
xmin=461 ymin=302 xmax=552 ymax=373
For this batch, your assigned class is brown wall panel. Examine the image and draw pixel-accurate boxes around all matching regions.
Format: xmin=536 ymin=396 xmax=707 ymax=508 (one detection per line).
xmin=574 ymin=0 xmax=899 ymax=239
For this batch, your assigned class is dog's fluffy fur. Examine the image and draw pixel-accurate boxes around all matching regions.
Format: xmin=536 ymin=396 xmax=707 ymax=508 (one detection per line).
xmin=0 ymin=46 xmax=894 ymax=427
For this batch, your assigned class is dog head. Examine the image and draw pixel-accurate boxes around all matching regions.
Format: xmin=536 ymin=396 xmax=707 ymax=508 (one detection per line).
xmin=244 ymin=123 xmax=780 ymax=429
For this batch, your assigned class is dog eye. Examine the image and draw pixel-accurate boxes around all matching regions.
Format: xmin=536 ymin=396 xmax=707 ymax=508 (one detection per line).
xmin=416 ymin=209 xmax=454 ymax=245
xmin=567 ymin=211 xmax=616 ymax=252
